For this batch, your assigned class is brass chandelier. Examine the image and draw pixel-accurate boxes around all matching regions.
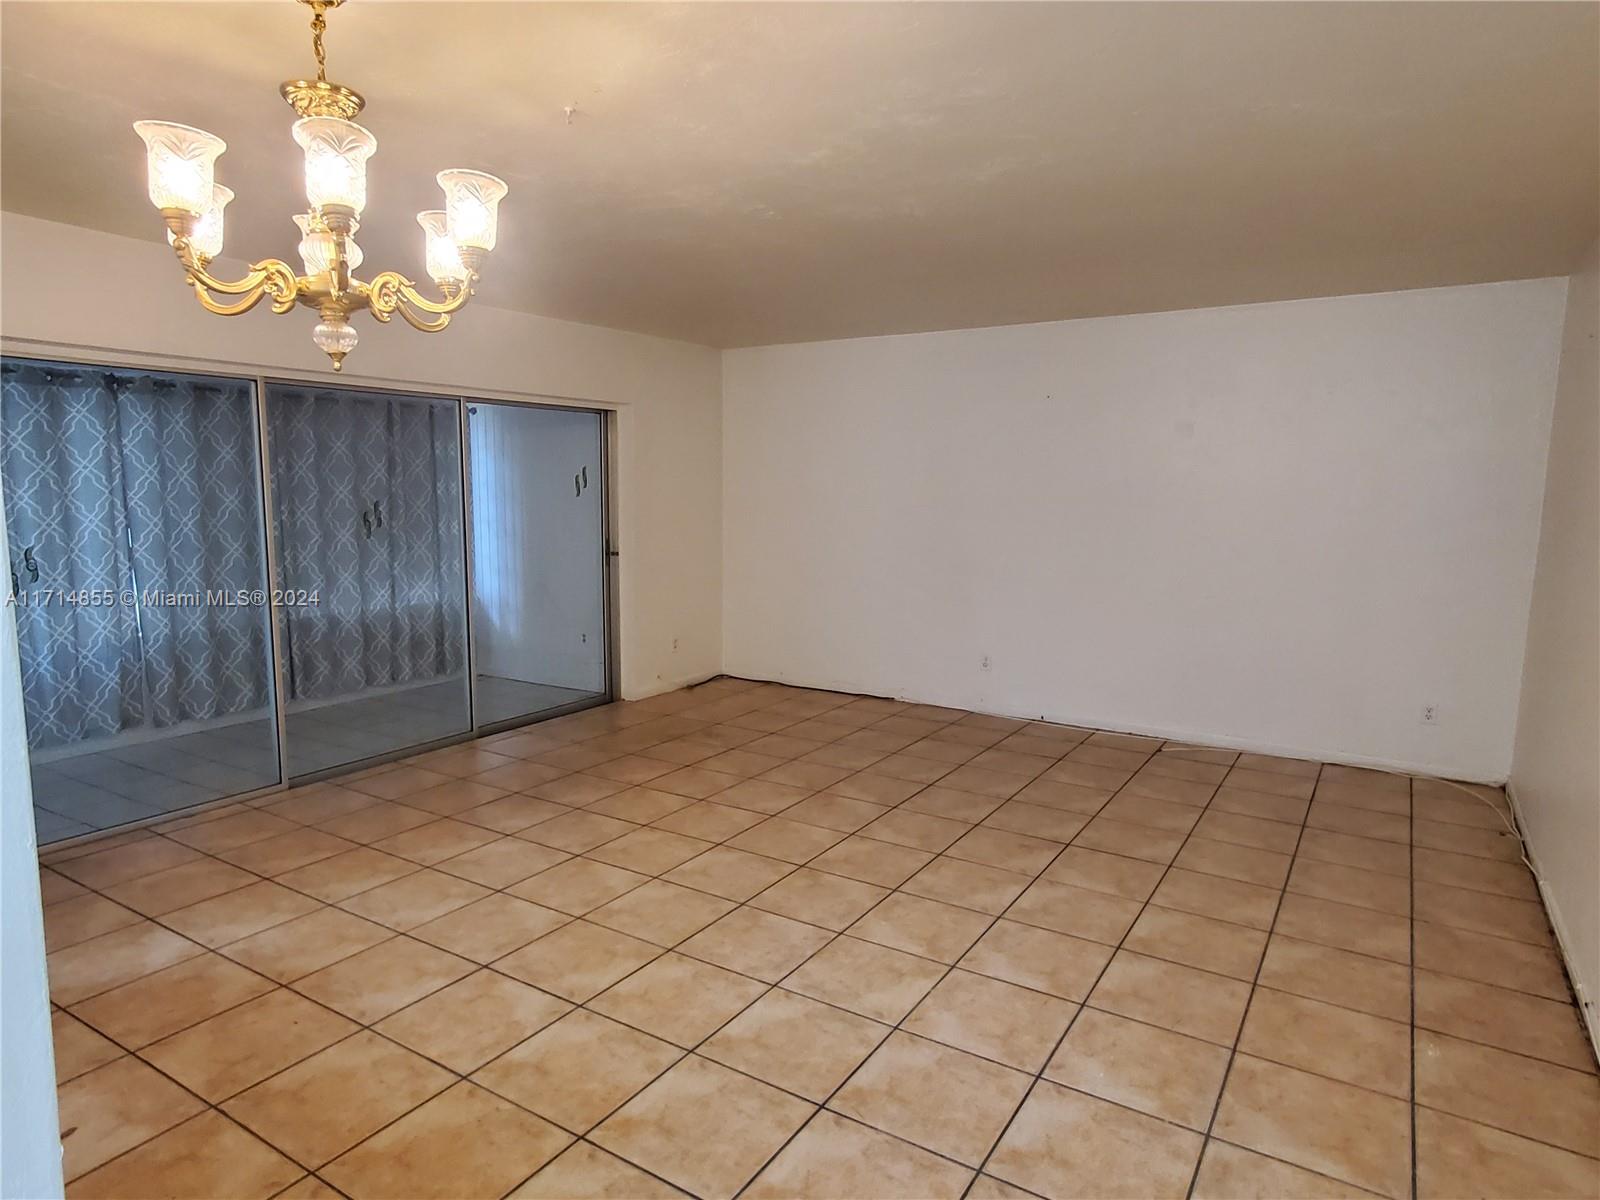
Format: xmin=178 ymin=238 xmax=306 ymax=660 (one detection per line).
xmin=134 ymin=0 xmax=508 ymax=370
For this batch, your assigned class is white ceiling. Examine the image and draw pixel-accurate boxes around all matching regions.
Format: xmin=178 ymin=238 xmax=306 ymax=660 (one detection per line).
xmin=2 ymin=1 xmax=1596 ymax=348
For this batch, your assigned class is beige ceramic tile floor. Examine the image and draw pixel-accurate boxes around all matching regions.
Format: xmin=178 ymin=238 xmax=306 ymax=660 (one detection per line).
xmin=38 ymin=677 xmax=1600 ymax=1200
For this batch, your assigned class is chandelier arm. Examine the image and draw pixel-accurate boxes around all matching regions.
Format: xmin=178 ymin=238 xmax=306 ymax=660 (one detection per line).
xmin=178 ymin=246 xmax=301 ymax=316
xmin=394 ymin=306 xmax=451 ymax=334
xmin=365 ymin=270 xmax=474 ymax=332
xmin=185 ymin=279 xmax=285 ymax=318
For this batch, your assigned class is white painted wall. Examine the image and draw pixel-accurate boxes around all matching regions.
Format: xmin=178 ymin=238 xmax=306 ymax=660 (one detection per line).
xmin=724 ymin=280 xmax=1567 ymax=781
xmin=1511 ymin=240 xmax=1599 ymax=1050
xmin=0 ymin=213 xmax=722 ymax=701
xmin=0 ymin=483 xmax=62 ymax=1200
xmin=469 ymin=402 xmax=606 ymax=692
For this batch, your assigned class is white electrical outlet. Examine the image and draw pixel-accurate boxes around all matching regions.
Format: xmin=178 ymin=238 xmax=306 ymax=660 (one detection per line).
xmin=980 ymin=655 xmax=992 ymax=672
xmin=1421 ymin=704 xmax=1439 ymax=726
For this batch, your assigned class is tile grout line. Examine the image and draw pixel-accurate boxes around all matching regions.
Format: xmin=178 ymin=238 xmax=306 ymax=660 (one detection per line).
xmin=956 ymin=746 xmax=1255 ymax=1199
xmin=492 ymin=711 xmax=1098 ymax=1195
xmin=542 ymin=845 xmax=1480 ymax=1182
xmin=729 ymin=831 xmax=1084 ymax=1190
xmin=578 ymin=719 xmax=1092 ymax=1195
xmin=478 ymin=694 xmax=1009 ymax=1195
xmin=56 ymin=983 xmax=366 ymax=1190
xmin=478 ymin=776 xmax=1033 ymax=1197
xmin=499 ymin=897 xmax=908 ymax=1194
xmin=1180 ymin=761 xmax=1322 ymax=1200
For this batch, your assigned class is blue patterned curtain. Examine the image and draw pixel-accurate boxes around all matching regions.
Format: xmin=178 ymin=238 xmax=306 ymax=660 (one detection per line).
xmin=0 ymin=361 xmax=272 ymax=750
xmin=115 ymin=374 xmax=271 ymax=725
xmin=267 ymin=386 xmax=465 ymax=702
xmin=0 ymin=364 xmax=143 ymax=747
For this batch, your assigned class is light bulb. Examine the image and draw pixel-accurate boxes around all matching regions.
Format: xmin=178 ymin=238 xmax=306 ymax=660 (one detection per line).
xmin=436 ymin=169 xmax=508 ymax=252
xmin=293 ymin=117 xmax=377 ymax=215
xmin=417 ymin=210 xmax=468 ymax=287
xmin=133 ymin=120 xmax=225 ymax=215
xmin=293 ymin=214 xmax=364 ymax=275
xmin=168 ymin=184 xmax=233 ymax=259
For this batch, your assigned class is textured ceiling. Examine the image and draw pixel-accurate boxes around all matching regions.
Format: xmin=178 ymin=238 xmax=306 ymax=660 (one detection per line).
xmin=2 ymin=1 xmax=1596 ymax=347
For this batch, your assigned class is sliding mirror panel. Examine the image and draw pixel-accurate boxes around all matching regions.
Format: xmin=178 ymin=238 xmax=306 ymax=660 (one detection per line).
xmin=266 ymin=383 xmax=470 ymax=778
xmin=467 ymin=401 xmax=609 ymax=726
xmin=2 ymin=358 xmax=280 ymax=842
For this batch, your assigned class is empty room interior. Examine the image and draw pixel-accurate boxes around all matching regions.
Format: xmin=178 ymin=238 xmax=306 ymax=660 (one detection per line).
xmin=0 ymin=2 xmax=1597 ymax=1199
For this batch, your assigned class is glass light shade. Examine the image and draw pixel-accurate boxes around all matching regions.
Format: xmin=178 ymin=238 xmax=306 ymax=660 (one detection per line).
xmin=293 ymin=214 xmax=364 ymax=275
xmin=312 ymin=317 xmax=358 ymax=359
xmin=133 ymin=120 xmax=226 ymax=214
xmin=417 ymin=211 xmax=468 ymax=286
xmin=436 ymin=169 xmax=508 ymax=252
xmin=167 ymin=184 xmax=234 ymax=259
xmin=293 ymin=117 xmax=377 ymax=215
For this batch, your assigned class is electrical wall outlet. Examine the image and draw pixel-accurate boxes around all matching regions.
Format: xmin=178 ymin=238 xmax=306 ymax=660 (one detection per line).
xmin=980 ymin=655 xmax=992 ymax=672
xmin=1421 ymin=704 xmax=1439 ymax=726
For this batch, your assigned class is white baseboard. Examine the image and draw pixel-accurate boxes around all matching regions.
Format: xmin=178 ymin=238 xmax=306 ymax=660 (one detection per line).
xmin=1505 ymin=780 xmax=1600 ymax=1064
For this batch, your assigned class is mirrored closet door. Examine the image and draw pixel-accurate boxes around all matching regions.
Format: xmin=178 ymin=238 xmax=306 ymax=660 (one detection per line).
xmin=467 ymin=401 xmax=608 ymax=727
xmin=265 ymin=383 xmax=471 ymax=779
xmin=1 ymin=359 xmax=280 ymax=841
xmin=4 ymin=357 xmax=612 ymax=842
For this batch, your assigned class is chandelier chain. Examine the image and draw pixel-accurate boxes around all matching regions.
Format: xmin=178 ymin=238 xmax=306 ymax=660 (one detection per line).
xmin=310 ymin=5 xmax=328 ymax=82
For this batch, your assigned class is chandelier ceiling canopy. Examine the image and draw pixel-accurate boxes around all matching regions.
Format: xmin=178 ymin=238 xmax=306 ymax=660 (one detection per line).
xmin=134 ymin=0 xmax=507 ymax=370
